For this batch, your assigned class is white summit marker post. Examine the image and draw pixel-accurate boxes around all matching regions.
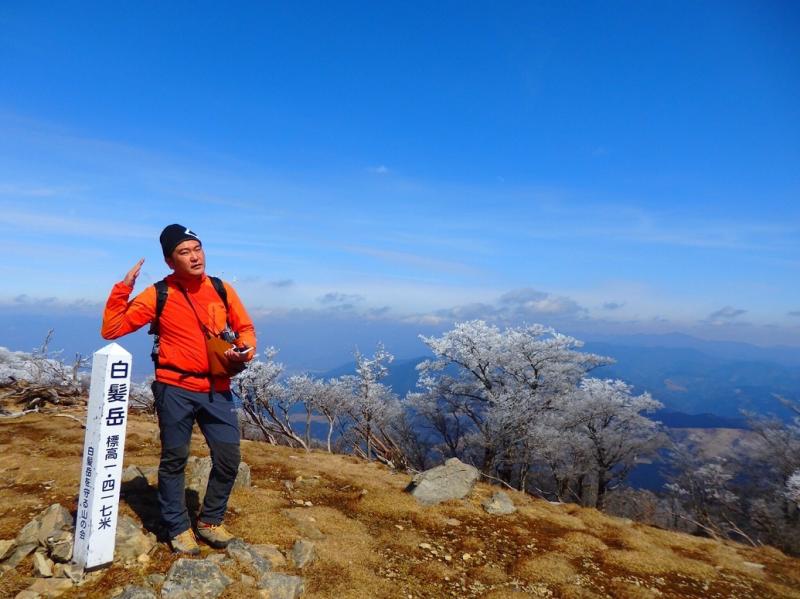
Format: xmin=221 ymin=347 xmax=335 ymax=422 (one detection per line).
xmin=72 ymin=342 xmax=132 ymax=570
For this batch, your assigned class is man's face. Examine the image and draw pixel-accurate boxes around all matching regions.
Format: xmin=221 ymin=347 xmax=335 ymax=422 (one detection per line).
xmin=166 ymin=240 xmax=205 ymax=278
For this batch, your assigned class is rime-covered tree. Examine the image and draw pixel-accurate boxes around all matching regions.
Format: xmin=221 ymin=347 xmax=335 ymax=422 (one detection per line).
xmin=286 ymin=374 xmax=350 ymax=452
xmin=233 ymin=348 xmax=309 ymax=450
xmin=339 ymin=345 xmax=407 ymax=466
xmin=788 ymin=471 xmax=800 ymax=506
xmin=411 ymin=320 xmax=611 ymax=482
xmin=564 ymin=378 xmax=663 ymax=508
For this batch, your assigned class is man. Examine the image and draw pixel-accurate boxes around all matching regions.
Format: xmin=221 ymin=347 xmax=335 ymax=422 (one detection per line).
xmin=102 ymin=224 xmax=256 ymax=555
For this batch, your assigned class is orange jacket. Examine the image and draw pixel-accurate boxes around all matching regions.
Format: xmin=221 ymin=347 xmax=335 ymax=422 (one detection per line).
xmin=101 ymin=273 xmax=257 ymax=392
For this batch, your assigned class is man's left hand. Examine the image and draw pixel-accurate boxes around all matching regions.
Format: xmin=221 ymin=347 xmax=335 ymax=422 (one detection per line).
xmin=224 ymin=347 xmax=253 ymax=362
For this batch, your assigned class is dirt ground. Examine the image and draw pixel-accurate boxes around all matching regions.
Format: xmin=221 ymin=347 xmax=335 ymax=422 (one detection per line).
xmin=1 ymin=408 xmax=800 ymax=598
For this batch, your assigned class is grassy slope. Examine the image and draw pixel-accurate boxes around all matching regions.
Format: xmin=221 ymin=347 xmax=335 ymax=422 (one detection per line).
xmin=1 ymin=410 xmax=799 ymax=599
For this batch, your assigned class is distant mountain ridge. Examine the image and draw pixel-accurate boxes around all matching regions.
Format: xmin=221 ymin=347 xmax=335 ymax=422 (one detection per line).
xmin=1 ymin=310 xmax=797 ymax=420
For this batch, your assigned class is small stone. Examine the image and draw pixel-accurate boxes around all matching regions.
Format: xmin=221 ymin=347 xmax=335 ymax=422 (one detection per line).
xmin=282 ymin=480 xmax=294 ymax=491
xmin=251 ymin=544 xmax=287 ymax=568
xmin=26 ymin=578 xmax=73 ymax=597
xmin=46 ymin=530 xmax=73 ymax=563
xmin=292 ymin=499 xmax=305 ymax=506
xmin=444 ymin=555 xmax=452 ymax=562
xmin=303 ymin=501 xmax=313 ymax=507
xmin=226 ymin=539 xmax=272 ymax=577
xmin=110 ymin=586 xmax=158 ymax=599
xmin=282 ymin=509 xmax=325 ymax=540
xmin=114 ymin=515 xmax=156 ymax=563
xmin=241 ymin=574 xmax=256 ymax=587
xmin=481 ymin=491 xmax=516 ymax=516
xmin=258 ymin=572 xmax=305 ymax=598
xmin=146 ymin=573 xmax=165 ymax=588
xmin=743 ymin=561 xmax=765 ymax=569
xmin=419 ymin=543 xmax=432 ymax=550
xmin=290 ymin=539 xmax=316 ymax=568
xmin=206 ymin=553 xmax=227 ymax=564
xmin=161 ymin=558 xmax=232 ymax=599
xmin=62 ymin=563 xmax=84 ymax=583
xmin=17 ymin=504 xmax=73 ymax=547
xmin=462 ymin=553 xmax=472 ymax=561
xmin=0 ymin=539 xmax=16 ymax=561
xmin=4 ymin=543 xmax=37 ymax=569
xmin=32 ymin=551 xmax=53 ymax=577
xmin=444 ymin=518 xmax=461 ymax=527
xmin=394 ymin=524 xmax=404 ymax=531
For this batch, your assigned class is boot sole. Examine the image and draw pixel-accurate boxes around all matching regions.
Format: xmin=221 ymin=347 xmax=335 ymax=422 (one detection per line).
xmin=197 ymin=535 xmax=232 ymax=549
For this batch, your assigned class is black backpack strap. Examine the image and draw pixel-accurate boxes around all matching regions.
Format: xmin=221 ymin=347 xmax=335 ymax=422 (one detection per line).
xmin=147 ymin=279 xmax=170 ymax=336
xmin=209 ymin=276 xmax=228 ymax=311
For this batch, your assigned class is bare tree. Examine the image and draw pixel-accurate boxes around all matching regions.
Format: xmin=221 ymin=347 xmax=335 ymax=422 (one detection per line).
xmin=233 ymin=348 xmax=308 ymax=450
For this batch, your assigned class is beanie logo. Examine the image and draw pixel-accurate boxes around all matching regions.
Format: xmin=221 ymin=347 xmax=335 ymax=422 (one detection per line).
xmin=185 ymin=228 xmax=199 ymax=238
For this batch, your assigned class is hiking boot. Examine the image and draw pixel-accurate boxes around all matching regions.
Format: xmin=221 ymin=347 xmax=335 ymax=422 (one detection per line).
xmin=196 ymin=521 xmax=236 ymax=548
xmin=169 ymin=529 xmax=200 ymax=555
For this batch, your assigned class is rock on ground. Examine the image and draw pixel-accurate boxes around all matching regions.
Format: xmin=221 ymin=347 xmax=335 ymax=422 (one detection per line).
xmin=110 ymin=586 xmax=158 ymax=599
xmin=482 ymin=491 xmax=517 ymax=515
xmin=258 ymin=572 xmax=305 ymax=599
xmin=281 ymin=510 xmax=325 ymax=540
xmin=226 ymin=538 xmax=272 ymax=578
xmin=16 ymin=504 xmax=73 ymax=547
xmin=161 ymin=558 xmax=232 ymax=599
xmin=46 ymin=530 xmax=73 ymax=563
xmin=0 ymin=539 xmax=15 ymax=560
xmin=24 ymin=577 xmax=73 ymax=598
xmin=290 ymin=539 xmax=316 ymax=569
xmin=3 ymin=543 xmax=37 ymax=569
xmin=114 ymin=515 xmax=156 ymax=563
xmin=252 ymin=544 xmax=287 ymax=568
xmin=32 ymin=550 xmax=54 ymax=577
xmin=405 ymin=458 xmax=480 ymax=505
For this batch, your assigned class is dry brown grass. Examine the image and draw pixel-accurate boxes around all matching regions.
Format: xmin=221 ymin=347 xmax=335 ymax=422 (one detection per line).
xmin=1 ymin=410 xmax=800 ymax=599
xmin=512 ymin=553 xmax=578 ymax=586
xmin=552 ymin=531 xmax=609 ymax=558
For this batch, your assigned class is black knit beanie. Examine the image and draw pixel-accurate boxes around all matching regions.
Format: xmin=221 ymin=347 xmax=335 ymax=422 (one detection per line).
xmin=159 ymin=224 xmax=201 ymax=257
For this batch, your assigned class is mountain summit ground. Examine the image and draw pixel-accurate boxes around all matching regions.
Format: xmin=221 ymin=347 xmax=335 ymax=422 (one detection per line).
xmin=1 ymin=409 xmax=799 ymax=598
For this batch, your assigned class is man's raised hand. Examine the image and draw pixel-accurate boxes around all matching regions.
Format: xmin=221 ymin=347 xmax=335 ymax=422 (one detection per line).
xmin=123 ymin=258 xmax=145 ymax=288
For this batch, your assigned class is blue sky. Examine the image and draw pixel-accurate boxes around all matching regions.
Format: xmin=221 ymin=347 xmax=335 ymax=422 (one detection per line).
xmin=1 ymin=1 xmax=799 ymax=353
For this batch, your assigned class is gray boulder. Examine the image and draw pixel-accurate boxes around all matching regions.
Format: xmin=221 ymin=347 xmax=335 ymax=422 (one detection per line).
xmin=405 ymin=458 xmax=480 ymax=505
xmin=482 ymin=491 xmax=517 ymax=515
xmin=161 ymin=558 xmax=232 ymax=599
xmin=258 ymin=572 xmax=305 ymax=599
